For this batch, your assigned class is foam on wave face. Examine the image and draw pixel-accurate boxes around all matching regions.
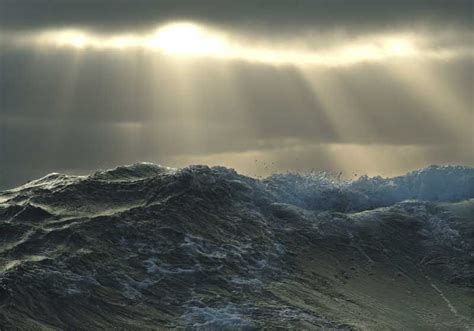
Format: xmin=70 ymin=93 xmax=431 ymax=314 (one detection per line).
xmin=91 ymin=162 xmax=175 ymax=181
xmin=4 ymin=163 xmax=473 ymax=212
xmin=0 ymin=163 xmax=473 ymax=329
xmin=265 ymin=165 xmax=474 ymax=212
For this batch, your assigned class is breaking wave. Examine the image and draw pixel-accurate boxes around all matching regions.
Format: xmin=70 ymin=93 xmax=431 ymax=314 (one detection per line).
xmin=0 ymin=164 xmax=473 ymax=329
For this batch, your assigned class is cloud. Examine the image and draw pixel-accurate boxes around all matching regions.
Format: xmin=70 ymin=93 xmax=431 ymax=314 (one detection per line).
xmin=0 ymin=0 xmax=472 ymax=35
xmin=4 ymin=24 xmax=471 ymax=68
xmin=0 ymin=0 xmax=472 ymax=189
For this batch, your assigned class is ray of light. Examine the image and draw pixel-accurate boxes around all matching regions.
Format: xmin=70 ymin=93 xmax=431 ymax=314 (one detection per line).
xmin=144 ymin=56 xmax=255 ymax=157
xmin=299 ymin=68 xmax=373 ymax=143
xmin=386 ymin=60 xmax=473 ymax=143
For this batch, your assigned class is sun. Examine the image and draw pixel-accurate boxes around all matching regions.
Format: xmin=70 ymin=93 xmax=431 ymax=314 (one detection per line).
xmin=146 ymin=22 xmax=227 ymax=56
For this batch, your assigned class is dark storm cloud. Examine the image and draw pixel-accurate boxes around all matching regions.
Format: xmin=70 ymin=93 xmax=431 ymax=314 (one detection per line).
xmin=0 ymin=0 xmax=472 ymax=36
xmin=0 ymin=0 xmax=473 ymax=189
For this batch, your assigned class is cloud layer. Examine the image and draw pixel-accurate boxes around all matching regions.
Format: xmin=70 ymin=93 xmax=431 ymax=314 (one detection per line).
xmin=0 ymin=0 xmax=472 ymax=188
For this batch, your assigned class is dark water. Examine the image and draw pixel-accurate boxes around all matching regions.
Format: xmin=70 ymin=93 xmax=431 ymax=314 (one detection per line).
xmin=0 ymin=164 xmax=473 ymax=329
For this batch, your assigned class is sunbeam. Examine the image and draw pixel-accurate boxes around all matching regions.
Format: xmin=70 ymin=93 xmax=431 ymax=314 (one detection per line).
xmin=1 ymin=8 xmax=472 ymax=189
xmin=387 ymin=60 xmax=473 ymax=143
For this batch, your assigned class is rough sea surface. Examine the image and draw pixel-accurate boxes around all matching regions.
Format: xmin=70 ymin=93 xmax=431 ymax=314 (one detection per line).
xmin=0 ymin=164 xmax=473 ymax=329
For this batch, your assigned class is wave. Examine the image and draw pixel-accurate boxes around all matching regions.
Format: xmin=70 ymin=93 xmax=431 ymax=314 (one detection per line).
xmin=0 ymin=164 xmax=473 ymax=329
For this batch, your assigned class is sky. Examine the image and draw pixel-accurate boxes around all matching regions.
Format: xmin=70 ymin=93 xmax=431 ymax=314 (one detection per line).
xmin=0 ymin=0 xmax=473 ymax=188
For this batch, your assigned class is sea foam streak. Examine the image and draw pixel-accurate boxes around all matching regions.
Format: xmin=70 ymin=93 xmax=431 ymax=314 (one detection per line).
xmin=0 ymin=164 xmax=473 ymax=329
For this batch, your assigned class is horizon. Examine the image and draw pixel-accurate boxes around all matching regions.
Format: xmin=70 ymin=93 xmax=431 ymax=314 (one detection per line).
xmin=4 ymin=162 xmax=472 ymax=191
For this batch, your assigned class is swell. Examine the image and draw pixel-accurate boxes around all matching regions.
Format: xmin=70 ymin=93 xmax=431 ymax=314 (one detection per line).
xmin=0 ymin=163 xmax=472 ymax=329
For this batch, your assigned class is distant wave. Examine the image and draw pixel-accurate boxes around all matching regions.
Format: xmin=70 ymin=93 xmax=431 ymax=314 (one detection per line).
xmin=0 ymin=164 xmax=473 ymax=329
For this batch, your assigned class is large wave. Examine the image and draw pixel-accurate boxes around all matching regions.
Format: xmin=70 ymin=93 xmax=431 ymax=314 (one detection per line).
xmin=0 ymin=164 xmax=473 ymax=329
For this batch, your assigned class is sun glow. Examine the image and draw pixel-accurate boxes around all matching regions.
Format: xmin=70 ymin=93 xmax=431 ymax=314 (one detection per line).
xmin=148 ymin=23 xmax=227 ymax=55
xmin=34 ymin=22 xmax=229 ymax=55
xmin=44 ymin=30 xmax=89 ymax=49
xmin=17 ymin=21 xmax=465 ymax=67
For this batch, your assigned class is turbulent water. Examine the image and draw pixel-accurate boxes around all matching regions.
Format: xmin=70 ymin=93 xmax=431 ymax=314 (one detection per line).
xmin=0 ymin=163 xmax=473 ymax=330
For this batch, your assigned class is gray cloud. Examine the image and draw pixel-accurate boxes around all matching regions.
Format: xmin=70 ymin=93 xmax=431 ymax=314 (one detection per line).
xmin=0 ymin=0 xmax=473 ymax=189
xmin=0 ymin=0 xmax=472 ymax=37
